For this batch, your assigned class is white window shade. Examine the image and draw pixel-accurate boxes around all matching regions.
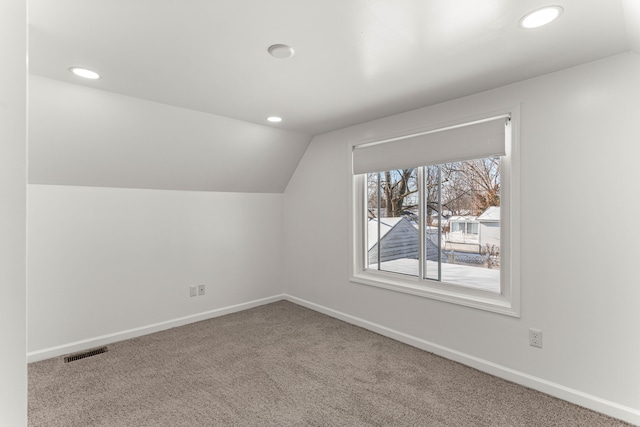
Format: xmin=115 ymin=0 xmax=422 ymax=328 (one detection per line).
xmin=352 ymin=116 xmax=509 ymax=175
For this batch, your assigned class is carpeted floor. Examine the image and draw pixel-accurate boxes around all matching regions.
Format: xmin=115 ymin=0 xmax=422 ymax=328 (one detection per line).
xmin=29 ymin=301 xmax=632 ymax=426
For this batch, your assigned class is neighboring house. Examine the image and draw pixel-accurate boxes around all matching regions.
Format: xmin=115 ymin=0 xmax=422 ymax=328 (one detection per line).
xmin=447 ymin=216 xmax=479 ymax=243
xmin=477 ymin=206 xmax=500 ymax=249
xmin=368 ymin=217 xmax=439 ymax=264
xmin=444 ymin=215 xmax=480 ymax=253
xmin=444 ymin=206 xmax=500 ymax=253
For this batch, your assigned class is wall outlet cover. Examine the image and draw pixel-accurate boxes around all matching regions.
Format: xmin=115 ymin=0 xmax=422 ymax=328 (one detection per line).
xmin=529 ymin=328 xmax=543 ymax=348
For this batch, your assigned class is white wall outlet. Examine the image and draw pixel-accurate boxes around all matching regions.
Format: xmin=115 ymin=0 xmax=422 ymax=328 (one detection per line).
xmin=529 ymin=328 xmax=543 ymax=348
xmin=197 ymin=284 xmax=205 ymax=296
xmin=189 ymin=285 xmax=197 ymax=297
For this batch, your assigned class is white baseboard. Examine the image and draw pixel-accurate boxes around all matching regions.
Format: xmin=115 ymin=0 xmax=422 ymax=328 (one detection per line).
xmin=284 ymin=295 xmax=640 ymax=426
xmin=27 ymin=294 xmax=286 ymax=363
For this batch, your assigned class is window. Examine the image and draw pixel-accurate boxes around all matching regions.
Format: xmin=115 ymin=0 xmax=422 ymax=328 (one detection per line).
xmin=367 ymin=157 xmax=500 ymax=290
xmin=351 ymin=112 xmax=520 ymax=316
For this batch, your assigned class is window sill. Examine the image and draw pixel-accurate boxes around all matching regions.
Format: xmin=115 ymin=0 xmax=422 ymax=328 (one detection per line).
xmin=350 ymin=270 xmax=520 ymax=317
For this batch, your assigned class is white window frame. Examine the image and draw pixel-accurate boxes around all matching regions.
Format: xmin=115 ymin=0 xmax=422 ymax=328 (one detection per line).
xmin=349 ymin=108 xmax=520 ymax=317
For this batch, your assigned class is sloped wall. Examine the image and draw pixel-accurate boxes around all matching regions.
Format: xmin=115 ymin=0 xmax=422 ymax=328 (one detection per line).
xmin=27 ymin=74 xmax=304 ymax=360
xmin=28 ymin=76 xmax=311 ymax=193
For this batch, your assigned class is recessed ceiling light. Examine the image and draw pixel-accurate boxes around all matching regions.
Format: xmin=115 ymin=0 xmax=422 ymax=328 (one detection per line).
xmin=268 ymin=44 xmax=295 ymax=59
xmin=520 ymin=6 xmax=563 ymax=29
xmin=69 ymin=67 xmax=101 ymax=79
xmin=266 ymin=116 xmax=283 ymax=123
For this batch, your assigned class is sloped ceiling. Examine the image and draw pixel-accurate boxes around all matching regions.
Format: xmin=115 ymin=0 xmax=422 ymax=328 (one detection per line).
xmin=27 ymin=0 xmax=637 ymax=192
xmin=29 ymin=76 xmax=311 ymax=193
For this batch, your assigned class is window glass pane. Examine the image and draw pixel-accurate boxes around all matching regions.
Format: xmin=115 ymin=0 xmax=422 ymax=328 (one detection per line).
xmin=366 ymin=169 xmax=419 ymax=276
xmin=468 ymin=222 xmax=479 ymax=235
xmin=438 ymin=157 xmax=500 ymax=293
xmin=365 ymin=157 xmax=500 ymax=292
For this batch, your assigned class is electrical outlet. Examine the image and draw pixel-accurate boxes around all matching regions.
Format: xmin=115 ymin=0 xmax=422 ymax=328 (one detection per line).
xmin=189 ymin=286 xmax=197 ymax=297
xmin=529 ymin=328 xmax=543 ymax=348
xmin=198 ymin=284 xmax=205 ymax=296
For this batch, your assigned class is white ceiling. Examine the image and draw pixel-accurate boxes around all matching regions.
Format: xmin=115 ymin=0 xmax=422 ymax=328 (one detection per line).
xmin=29 ymin=0 xmax=635 ymax=136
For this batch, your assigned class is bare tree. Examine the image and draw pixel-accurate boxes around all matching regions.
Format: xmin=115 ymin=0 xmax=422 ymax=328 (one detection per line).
xmin=382 ymin=169 xmax=418 ymax=217
xmin=463 ymin=157 xmax=500 ymax=214
xmin=367 ymin=157 xmax=499 ymax=220
xmin=429 ymin=158 xmax=500 ymax=218
xmin=440 ymin=162 xmax=475 ymax=215
xmin=367 ymin=169 xmax=418 ymax=218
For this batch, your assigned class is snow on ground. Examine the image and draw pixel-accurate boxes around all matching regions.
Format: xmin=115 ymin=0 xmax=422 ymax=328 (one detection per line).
xmin=370 ymin=258 xmax=500 ymax=293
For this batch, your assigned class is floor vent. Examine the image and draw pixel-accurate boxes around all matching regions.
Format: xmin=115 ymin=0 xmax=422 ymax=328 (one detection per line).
xmin=63 ymin=346 xmax=108 ymax=363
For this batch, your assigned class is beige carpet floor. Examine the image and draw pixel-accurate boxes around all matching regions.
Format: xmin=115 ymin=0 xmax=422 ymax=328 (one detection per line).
xmin=29 ymin=301 xmax=632 ymax=426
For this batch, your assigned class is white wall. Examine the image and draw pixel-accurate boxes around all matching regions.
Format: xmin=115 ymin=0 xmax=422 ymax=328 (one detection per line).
xmin=28 ymin=76 xmax=311 ymax=193
xmin=28 ymin=185 xmax=284 ymax=359
xmin=0 ymin=0 xmax=27 ymax=424
xmin=27 ymin=73 xmax=295 ymax=360
xmin=284 ymin=53 xmax=640 ymax=423
xmin=623 ymin=0 xmax=640 ymax=54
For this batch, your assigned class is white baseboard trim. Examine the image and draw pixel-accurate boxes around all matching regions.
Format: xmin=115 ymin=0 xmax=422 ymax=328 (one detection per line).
xmin=284 ymin=294 xmax=640 ymax=426
xmin=27 ymin=294 xmax=286 ymax=363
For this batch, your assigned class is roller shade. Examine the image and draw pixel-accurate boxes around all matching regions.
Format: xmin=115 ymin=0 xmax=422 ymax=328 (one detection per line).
xmin=352 ymin=115 xmax=508 ymax=175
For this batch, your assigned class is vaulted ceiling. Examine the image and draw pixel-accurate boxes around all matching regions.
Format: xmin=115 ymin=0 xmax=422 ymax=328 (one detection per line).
xmin=27 ymin=0 xmax=640 ymax=192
